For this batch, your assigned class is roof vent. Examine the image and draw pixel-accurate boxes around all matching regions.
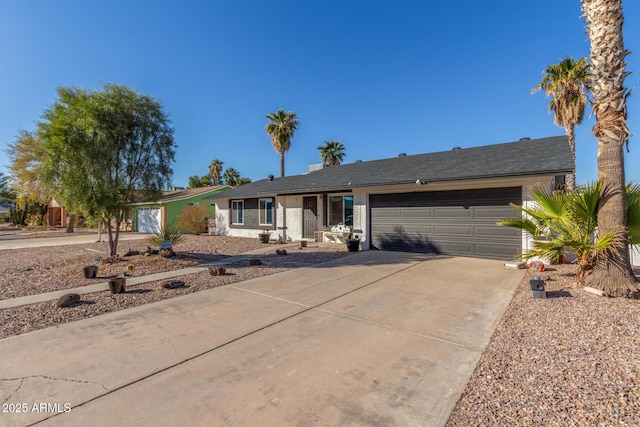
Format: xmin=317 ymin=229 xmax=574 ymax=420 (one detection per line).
xmin=452 ymin=147 xmax=462 ymax=151
xmin=399 ymin=153 xmax=407 ymax=157
xmin=268 ymin=174 xmax=274 ymax=181
xmin=355 ymin=160 xmax=362 ymax=163
xmin=519 ymin=137 xmax=531 ymax=141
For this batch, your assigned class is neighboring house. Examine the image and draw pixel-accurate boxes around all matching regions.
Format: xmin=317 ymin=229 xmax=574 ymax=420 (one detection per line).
xmin=131 ymin=185 xmax=229 ymax=233
xmin=205 ymin=136 xmax=574 ymax=261
xmin=46 ymin=197 xmax=68 ymax=227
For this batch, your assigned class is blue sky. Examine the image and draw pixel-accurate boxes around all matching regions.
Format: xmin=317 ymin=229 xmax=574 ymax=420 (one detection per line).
xmin=1 ymin=1 xmax=639 ymax=187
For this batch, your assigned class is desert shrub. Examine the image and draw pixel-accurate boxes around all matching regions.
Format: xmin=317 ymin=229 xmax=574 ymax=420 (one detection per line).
xmin=149 ymin=222 xmax=183 ymax=247
xmin=177 ymin=205 xmax=209 ymax=235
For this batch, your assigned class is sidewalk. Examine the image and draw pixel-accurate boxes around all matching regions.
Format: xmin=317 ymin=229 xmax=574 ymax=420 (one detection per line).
xmin=0 ymin=243 xmax=302 ymax=310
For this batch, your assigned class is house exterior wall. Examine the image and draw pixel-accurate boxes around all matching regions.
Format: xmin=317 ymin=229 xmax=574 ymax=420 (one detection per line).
xmin=165 ymin=195 xmax=217 ymax=228
xmin=213 ymin=175 xmax=559 ymax=254
xmin=133 ymin=188 xmax=226 ymax=233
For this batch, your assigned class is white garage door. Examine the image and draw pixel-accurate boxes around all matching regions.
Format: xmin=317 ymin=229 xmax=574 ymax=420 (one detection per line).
xmin=138 ymin=207 xmax=162 ymax=233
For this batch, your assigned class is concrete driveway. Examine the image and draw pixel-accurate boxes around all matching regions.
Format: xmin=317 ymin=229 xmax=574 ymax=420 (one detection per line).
xmin=0 ymin=251 xmax=524 ymax=426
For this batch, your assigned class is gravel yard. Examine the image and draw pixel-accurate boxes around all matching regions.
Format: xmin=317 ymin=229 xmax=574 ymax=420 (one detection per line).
xmin=0 ymin=234 xmax=352 ymax=339
xmin=1 ymin=230 xmax=639 ymax=425
xmin=446 ymin=263 xmax=640 ymax=426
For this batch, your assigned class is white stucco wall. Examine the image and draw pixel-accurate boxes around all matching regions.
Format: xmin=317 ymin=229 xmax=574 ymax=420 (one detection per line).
xmin=631 ymin=244 xmax=640 ymax=266
xmin=214 ymin=175 xmax=560 ymax=254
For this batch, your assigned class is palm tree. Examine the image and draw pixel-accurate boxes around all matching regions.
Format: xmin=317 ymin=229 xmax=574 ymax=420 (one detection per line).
xmin=208 ymin=159 xmax=223 ymax=186
xmin=265 ymin=110 xmax=299 ymax=177
xmin=532 ymin=56 xmax=590 ymax=192
xmin=581 ymin=0 xmax=638 ymax=296
xmin=500 ymin=182 xmax=640 ymax=286
xmin=222 ymin=167 xmax=240 ymax=187
xmin=318 ymin=140 xmax=346 ymax=166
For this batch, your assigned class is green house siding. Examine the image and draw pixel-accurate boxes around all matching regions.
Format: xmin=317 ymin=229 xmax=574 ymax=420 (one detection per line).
xmin=133 ymin=187 xmax=229 ymax=233
xmin=165 ymin=196 xmax=216 ymax=226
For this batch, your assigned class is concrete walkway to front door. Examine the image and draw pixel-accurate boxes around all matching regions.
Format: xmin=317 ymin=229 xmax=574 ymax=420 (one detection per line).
xmin=0 ymin=251 xmax=524 ymax=426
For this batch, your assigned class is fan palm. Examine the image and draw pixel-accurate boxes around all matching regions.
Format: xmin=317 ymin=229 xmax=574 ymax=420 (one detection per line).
xmin=581 ymin=0 xmax=638 ymax=296
xmin=265 ymin=110 xmax=299 ymax=177
xmin=532 ymin=56 xmax=590 ymax=191
xmin=500 ymin=181 xmax=640 ymax=285
xmin=222 ymin=167 xmax=240 ymax=187
xmin=318 ymin=140 xmax=346 ymax=166
xmin=208 ymin=159 xmax=223 ymax=186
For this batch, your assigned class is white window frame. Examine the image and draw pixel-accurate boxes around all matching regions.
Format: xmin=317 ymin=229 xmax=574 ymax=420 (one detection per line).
xmin=231 ymin=200 xmax=244 ymax=225
xmin=259 ymin=198 xmax=273 ymax=226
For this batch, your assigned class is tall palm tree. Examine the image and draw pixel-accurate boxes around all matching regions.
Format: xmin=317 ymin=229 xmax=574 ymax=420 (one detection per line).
xmin=318 ymin=140 xmax=346 ymax=166
xmin=532 ymin=56 xmax=590 ymax=192
xmin=208 ymin=159 xmax=223 ymax=186
xmin=222 ymin=167 xmax=240 ymax=187
xmin=265 ymin=109 xmax=299 ymax=177
xmin=582 ymin=0 xmax=638 ymax=296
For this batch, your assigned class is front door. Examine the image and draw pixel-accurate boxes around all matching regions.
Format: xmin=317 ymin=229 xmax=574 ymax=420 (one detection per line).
xmin=302 ymin=196 xmax=318 ymax=239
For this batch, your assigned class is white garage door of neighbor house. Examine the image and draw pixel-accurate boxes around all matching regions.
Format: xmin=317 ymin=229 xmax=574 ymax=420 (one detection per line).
xmin=138 ymin=207 xmax=162 ymax=233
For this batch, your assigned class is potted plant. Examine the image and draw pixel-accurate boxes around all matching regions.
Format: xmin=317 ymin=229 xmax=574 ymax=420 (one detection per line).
xmin=346 ymin=234 xmax=360 ymax=252
xmin=258 ymin=230 xmax=272 ymax=244
xmin=83 ymin=256 xmax=103 ymax=279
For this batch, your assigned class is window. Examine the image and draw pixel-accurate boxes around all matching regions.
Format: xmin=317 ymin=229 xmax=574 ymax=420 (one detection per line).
xmin=231 ymin=200 xmax=244 ymax=224
xmin=259 ymin=198 xmax=273 ymax=225
xmin=328 ymin=195 xmax=353 ymax=226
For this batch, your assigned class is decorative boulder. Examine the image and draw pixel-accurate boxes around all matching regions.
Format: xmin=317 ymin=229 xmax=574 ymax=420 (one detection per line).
xmin=160 ymin=249 xmax=176 ymax=258
xmin=276 ymin=249 xmax=288 ymax=256
xmin=249 ymin=258 xmax=263 ymax=266
xmin=57 ymin=293 xmax=81 ymax=308
xmin=208 ymin=266 xmax=226 ymax=276
xmin=123 ymin=248 xmax=140 ymax=257
xmin=144 ymin=247 xmax=159 ymax=256
xmin=162 ymin=280 xmax=186 ymax=289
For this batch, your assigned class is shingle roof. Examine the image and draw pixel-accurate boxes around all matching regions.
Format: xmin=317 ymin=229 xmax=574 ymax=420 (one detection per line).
xmin=205 ymin=136 xmax=573 ymax=199
xmin=132 ymin=185 xmax=230 ymax=205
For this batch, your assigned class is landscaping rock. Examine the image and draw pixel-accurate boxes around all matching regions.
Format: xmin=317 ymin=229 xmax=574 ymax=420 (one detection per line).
xmin=144 ymin=247 xmax=159 ymax=256
xmin=57 ymin=293 xmax=81 ymax=308
xmin=276 ymin=249 xmax=288 ymax=256
xmin=123 ymin=248 xmax=140 ymax=257
xmin=208 ymin=266 xmax=226 ymax=276
xmin=249 ymin=258 xmax=263 ymax=266
xmin=159 ymin=249 xmax=176 ymax=258
xmin=162 ymin=280 xmax=186 ymax=289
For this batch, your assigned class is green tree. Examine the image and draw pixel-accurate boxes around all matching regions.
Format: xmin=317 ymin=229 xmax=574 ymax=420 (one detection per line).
xmin=318 ymin=140 xmax=346 ymax=166
xmin=581 ymin=0 xmax=638 ymax=296
xmin=532 ymin=56 xmax=590 ymax=191
xmin=6 ymin=130 xmax=50 ymax=208
xmin=222 ymin=167 xmax=240 ymax=187
xmin=208 ymin=159 xmax=224 ymax=185
xmin=500 ymin=182 xmax=640 ymax=286
xmin=0 ymin=172 xmax=14 ymax=203
xmin=39 ymin=84 xmax=176 ymax=256
xmin=236 ymin=177 xmax=252 ymax=186
xmin=188 ymin=174 xmax=212 ymax=188
xmin=265 ymin=109 xmax=299 ymax=177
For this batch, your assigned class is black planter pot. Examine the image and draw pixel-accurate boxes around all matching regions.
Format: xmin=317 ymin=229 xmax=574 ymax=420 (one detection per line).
xmin=346 ymin=240 xmax=360 ymax=252
xmin=83 ymin=265 xmax=97 ymax=279
xmin=108 ymin=278 xmax=126 ymax=294
xmin=258 ymin=233 xmax=271 ymax=244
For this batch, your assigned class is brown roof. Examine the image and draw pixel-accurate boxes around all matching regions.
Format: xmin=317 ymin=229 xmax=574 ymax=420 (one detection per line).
xmin=132 ymin=186 xmax=230 ymax=205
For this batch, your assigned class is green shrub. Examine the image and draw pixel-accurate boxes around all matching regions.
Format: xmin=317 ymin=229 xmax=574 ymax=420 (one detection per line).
xmin=149 ymin=222 xmax=184 ymax=248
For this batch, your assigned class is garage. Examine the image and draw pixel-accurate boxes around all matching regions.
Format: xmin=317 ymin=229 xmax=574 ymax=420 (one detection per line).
xmin=137 ymin=207 xmax=162 ymax=233
xmin=369 ymin=187 xmax=522 ymax=260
